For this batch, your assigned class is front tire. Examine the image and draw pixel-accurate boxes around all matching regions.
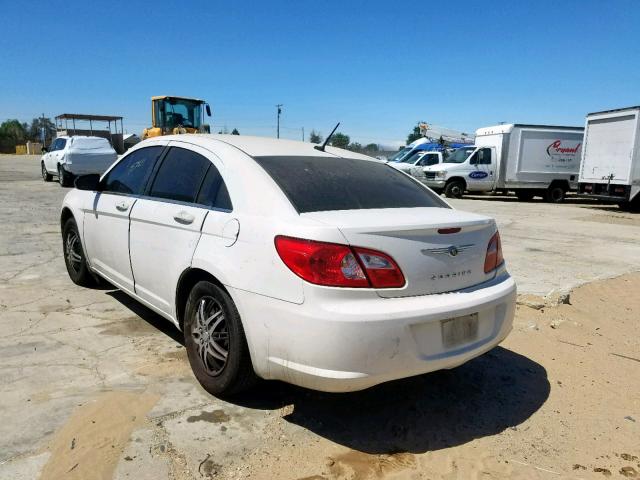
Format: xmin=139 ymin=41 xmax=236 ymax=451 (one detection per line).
xmin=58 ymin=164 xmax=73 ymax=187
xmin=184 ymin=281 xmax=257 ymax=396
xmin=62 ymin=218 xmax=95 ymax=287
xmin=42 ymin=162 xmax=53 ymax=182
xmin=444 ymin=179 xmax=465 ymax=199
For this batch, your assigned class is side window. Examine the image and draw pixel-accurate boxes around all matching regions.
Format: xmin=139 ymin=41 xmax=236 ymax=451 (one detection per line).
xmin=196 ymin=164 xmax=233 ymax=210
xmin=149 ymin=147 xmax=210 ymax=203
xmin=425 ymin=154 xmax=439 ymax=166
xmin=102 ymin=146 xmax=163 ymax=195
xmin=58 ymin=138 xmax=67 ymax=150
xmin=479 ymin=148 xmax=492 ymax=164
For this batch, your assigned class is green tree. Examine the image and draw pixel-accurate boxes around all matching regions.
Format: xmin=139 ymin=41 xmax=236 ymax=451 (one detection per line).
xmin=0 ymin=119 xmax=28 ymax=153
xmin=231 ymin=128 xmax=240 ymax=135
xmin=347 ymin=142 xmax=363 ymax=152
xmin=329 ymin=132 xmax=350 ymax=149
xmin=406 ymin=123 xmax=423 ymax=144
xmin=364 ymin=143 xmax=379 ymax=152
xmin=309 ymin=129 xmax=323 ymax=144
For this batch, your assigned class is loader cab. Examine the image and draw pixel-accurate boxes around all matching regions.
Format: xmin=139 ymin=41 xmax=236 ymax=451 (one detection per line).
xmin=144 ymin=96 xmax=211 ymax=139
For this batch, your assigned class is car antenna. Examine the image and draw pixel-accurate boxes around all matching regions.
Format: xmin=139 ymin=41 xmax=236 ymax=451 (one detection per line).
xmin=314 ymin=122 xmax=340 ymax=152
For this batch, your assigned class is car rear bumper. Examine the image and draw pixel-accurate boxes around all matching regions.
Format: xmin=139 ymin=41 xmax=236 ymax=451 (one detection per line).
xmin=231 ymin=271 xmax=516 ymax=392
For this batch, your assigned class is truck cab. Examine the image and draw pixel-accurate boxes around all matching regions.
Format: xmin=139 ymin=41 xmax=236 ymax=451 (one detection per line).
xmin=420 ymin=146 xmax=497 ymax=197
xmin=390 ymin=150 xmax=445 ymax=173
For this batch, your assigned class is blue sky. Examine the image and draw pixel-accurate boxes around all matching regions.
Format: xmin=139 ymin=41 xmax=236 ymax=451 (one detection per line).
xmin=1 ymin=0 xmax=639 ymax=147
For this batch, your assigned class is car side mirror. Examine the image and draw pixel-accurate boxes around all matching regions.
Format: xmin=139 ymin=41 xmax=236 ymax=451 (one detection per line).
xmin=75 ymin=174 xmax=101 ymax=191
xmin=205 ymin=104 xmax=211 ymax=117
xmin=41 ymin=146 xmax=48 ymax=153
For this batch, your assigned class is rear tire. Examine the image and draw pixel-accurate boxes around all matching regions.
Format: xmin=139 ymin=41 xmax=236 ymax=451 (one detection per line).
xmin=42 ymin=162 xmax=53 ymax=182
xmin=545 ymin=185 xmax=565 ymax=203
xmin=62 ymin=218 xmax=95 ymax=287
xmin=444 ymin=179 xmax=465 ymax=199
xmin=58 ymin=164 xmax=73 ymax=187
xmin=515 ymin=190 xmax=534 ymax=202
xmin=184 ymin=281 xmax=257 ymax=396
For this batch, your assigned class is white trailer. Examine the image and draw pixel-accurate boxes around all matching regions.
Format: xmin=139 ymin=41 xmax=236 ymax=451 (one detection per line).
xmin=421 ymin=124 xmax=584 ymax=202
xmin=578 ymin=106 xmax=640 ymax=211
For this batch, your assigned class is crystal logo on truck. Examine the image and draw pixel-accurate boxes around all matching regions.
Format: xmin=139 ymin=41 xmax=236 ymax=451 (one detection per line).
xmin=469 ymin=171 xmax=488 ymax=179
xmin=546 ymin=140 xmax=581 ymax=163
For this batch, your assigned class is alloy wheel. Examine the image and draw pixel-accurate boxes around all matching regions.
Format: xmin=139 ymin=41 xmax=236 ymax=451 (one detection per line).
xmin=64 ymin=231 xmax=83 ymax=274
xmin=191 ymin=296 xmax=229 ymax=376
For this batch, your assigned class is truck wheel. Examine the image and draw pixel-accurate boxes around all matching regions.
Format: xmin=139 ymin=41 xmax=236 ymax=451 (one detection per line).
xmin=58 ymin=164 xmax=73 ymax=187
xmin=516 ymin=190 xmax=534 ymax=202
xmin=184 ymin=281 xmax=258 ymax=397
xmin=545 ymin=185 xmax=565 ymax=203
xmin=41 ymin=162 xmax=52 ymax=182
xmin=444 ymin=180 xmax=465 ymax=199
xmin=619 ymin=199 xmax=640 ymax=213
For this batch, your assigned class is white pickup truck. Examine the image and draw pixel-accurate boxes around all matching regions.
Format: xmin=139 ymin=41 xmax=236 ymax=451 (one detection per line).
xmin=420 ymin=124 xmax=584 ymax=202
xmin=389 ymin=150 xmax=445 ymax=173
xmin=41 ymin=136 xmax=118 ymax=187
xmin=578 ymin=106 xmax=640 ymax=212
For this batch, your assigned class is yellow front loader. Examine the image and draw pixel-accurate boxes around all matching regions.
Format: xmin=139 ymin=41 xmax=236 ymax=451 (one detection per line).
xmin=142 ymin=96 xmax=211 ymax=139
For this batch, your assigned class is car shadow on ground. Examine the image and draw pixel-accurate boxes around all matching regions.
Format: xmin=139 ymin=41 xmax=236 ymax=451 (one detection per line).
xmin=106 ymin=290 xmax=185 ymax=345
xmin=100 ymin=290 xmax=549 ymax=455
xmin=461 ymin=194 xmax=607 ymax=206
xmin=231 ymin=347 xmax=549 ymax=454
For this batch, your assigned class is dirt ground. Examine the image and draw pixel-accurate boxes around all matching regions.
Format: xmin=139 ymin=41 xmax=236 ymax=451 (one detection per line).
xmin=0 ymin=155 xmax=639 ymax=479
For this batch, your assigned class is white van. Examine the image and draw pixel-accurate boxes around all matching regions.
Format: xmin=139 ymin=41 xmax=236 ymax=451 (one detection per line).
xmin=420 ymin=124 xmax=584 ymax=202
xmin=41 ymin=136 xmax=118 ymax=187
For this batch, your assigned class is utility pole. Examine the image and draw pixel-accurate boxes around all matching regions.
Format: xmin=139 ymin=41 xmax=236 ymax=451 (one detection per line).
xmin=302 ymin=127 xmax=304 ymax=142
xmin=276 ymin=104 xmax=283 ymax=138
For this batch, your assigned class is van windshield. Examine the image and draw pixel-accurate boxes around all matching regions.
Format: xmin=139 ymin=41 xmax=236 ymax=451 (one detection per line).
xmin=388 ymin=147 xmax=412 ymax=162
xmin=445 ymin=147 xmax=476 ymax=163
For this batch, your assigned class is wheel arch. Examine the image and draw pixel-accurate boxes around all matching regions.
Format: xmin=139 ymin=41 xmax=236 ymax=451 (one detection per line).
xmin=446 ymin=176 xmax=467 ymax=189
xmin=60 ymin=206 xmax=75 ymax=231
xmin=175 ymin=268 xmax=229 ymax=331
xmin=549 ymin=179 xmax=570 ymax=191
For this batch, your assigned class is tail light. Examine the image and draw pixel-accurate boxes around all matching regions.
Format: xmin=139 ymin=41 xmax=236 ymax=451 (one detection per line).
xmin=484 ymin=231 xmax=504 ymax=273
xmin=274 ymin=236 xmax=405 ymax=288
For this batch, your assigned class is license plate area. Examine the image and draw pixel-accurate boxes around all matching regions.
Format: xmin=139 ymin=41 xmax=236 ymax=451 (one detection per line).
xmin=441 ymin=313 xmax=479 ymax=348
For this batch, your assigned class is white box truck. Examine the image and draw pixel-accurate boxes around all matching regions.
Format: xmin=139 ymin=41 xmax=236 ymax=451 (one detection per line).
xmin=578 ymin=106 xmax=640 ymax=212
xmin=420 ymin=124 xmax=584 ymax=202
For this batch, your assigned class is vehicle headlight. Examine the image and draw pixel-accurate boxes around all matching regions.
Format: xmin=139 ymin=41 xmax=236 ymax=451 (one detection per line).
xmin=435 ymin=170 xmax=447 ymax=178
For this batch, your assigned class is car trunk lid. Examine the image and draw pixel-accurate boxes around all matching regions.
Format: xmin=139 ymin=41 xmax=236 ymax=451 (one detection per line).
xmin=302 ymin=207 xmax=498 ymax=297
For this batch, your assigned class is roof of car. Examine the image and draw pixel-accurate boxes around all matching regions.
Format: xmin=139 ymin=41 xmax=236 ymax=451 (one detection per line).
xmin=160 ymin=134 xmax=382 ymax=162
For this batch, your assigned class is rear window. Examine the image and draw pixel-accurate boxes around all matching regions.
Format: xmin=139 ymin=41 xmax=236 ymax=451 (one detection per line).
xmin=254 ymin=155 xmax=448 ymax=213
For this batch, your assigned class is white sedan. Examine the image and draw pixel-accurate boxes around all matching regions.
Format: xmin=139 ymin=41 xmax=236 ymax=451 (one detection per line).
xmin=61 ymin=135 xmax=516 ymax=395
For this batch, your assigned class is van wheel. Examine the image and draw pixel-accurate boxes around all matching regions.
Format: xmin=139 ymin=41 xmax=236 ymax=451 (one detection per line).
xmin=58 ymin=164 xmax=73 ymax=187
xmin=62 ymin=218 xmax=95 ymax=287
xmin=42 ymin=162 xmax=52 ymax=182
xmin=545 ymin=185 xmax=565 ymax=203
xmin=184 ymin=281 xmax=257 ymax=396
xmin=516 ymin=190 xmax=534 ymax=202
xmin=444 ymin=180 xmax=465 ymax=199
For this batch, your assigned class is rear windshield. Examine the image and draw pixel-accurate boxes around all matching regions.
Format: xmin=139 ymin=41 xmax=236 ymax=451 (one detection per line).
xmin=254 ymin=155 xmax=448 ymax=213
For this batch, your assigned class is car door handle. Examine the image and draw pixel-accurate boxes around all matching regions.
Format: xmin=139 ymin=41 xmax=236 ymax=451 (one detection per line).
xmin=173 ymin=211 xmax=195 ymax=225
xmin=115 ymin=201 xmax=130 ymax=212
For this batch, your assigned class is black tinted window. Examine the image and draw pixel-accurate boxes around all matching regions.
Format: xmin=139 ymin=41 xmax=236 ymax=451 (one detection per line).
xmin=102 ymin=146 xmax=162 ymax=194
xmin=255 ymin=156 xmax=448 ymax=213
xmin=196 ymin=165 xmax=233 ymax=210
xmin=57 ymin=139 xmax=67 ymax=150
xmin=149 ymin=147 xmax=210 ymax=203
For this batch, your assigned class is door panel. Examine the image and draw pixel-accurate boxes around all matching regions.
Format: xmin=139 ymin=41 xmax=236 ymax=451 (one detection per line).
xmin=129 ymin=199 xmax=208 ymax=315
xmin=83 ymin=193 xmax=137 ymax=292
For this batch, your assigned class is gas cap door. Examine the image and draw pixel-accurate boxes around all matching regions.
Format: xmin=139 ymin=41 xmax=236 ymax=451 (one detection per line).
xmin=221 ymin=218 xmax=240 ymax=246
